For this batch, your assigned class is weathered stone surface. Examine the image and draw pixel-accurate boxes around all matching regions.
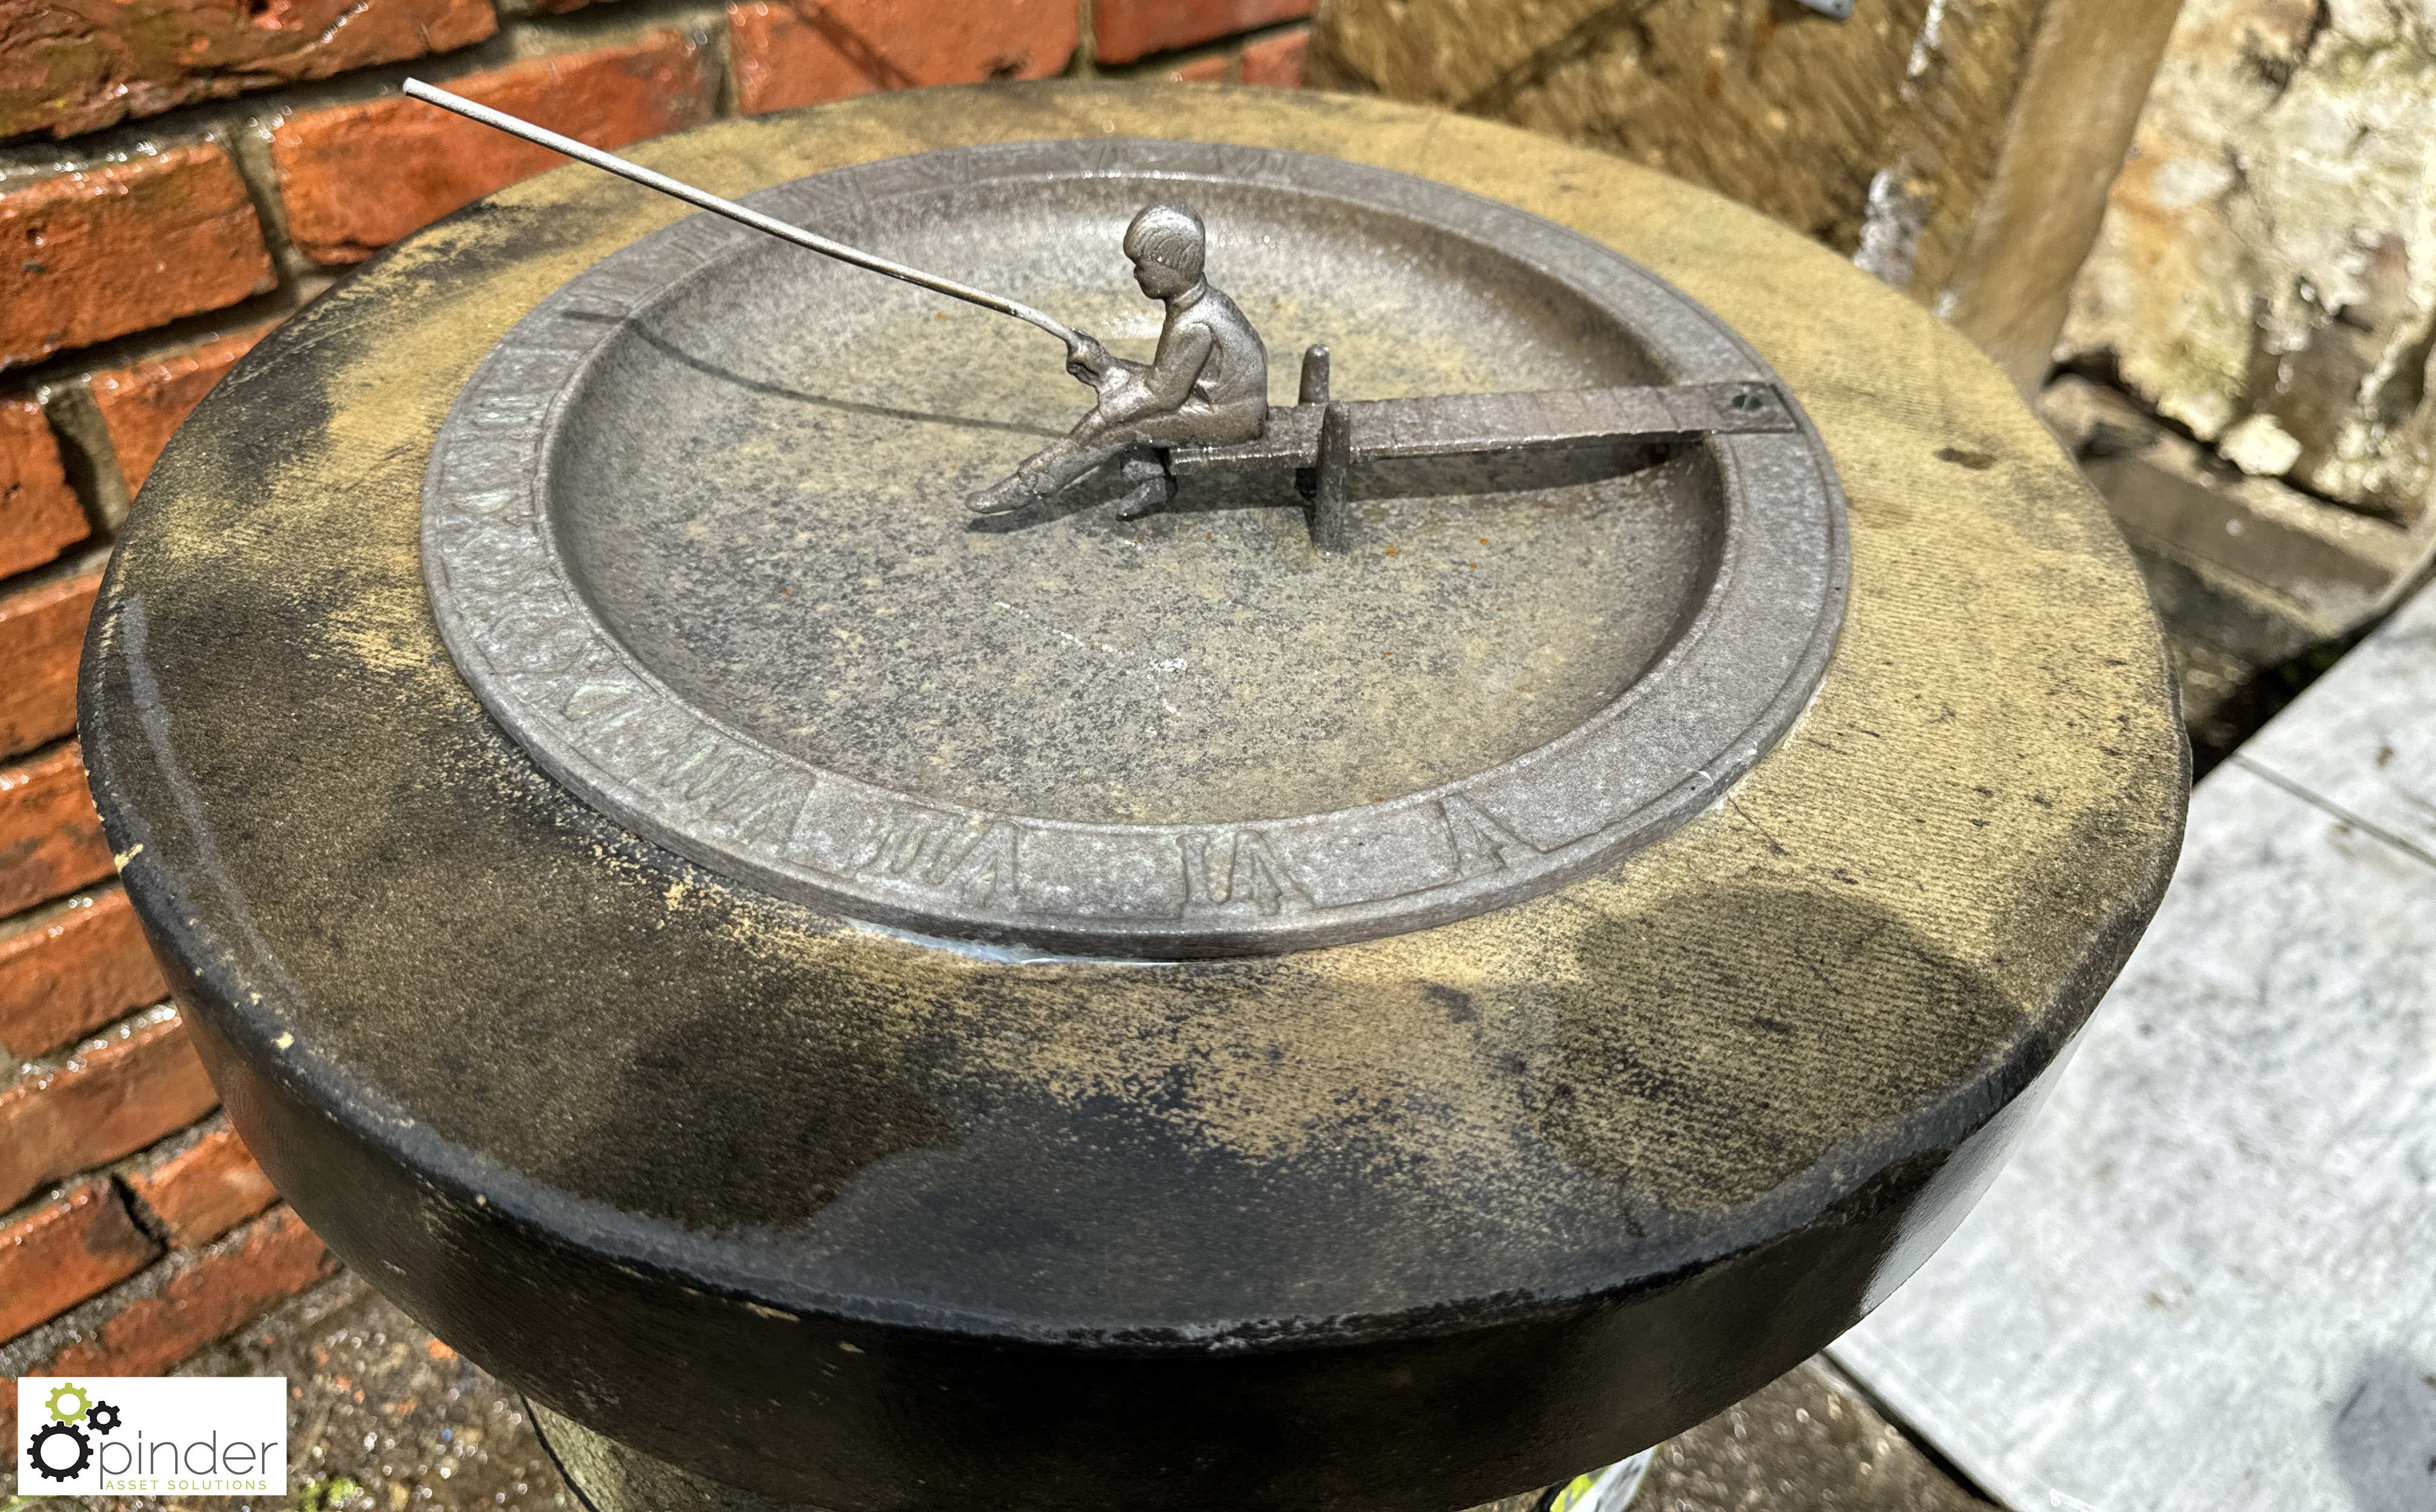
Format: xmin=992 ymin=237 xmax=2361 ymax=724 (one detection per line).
xmin=111 ymin=1276 xmax=1987 ymax=1512
xmin=1835 ymin=584 xmax=2436 ymax=1511
xmin=1309 ymin=0 xmax=2181 ymax=390
xmin=2043 ymin=374 xmax=2426 ymax=639
xmin=2062 ymin=0 xmax=2436 ymax=526
xmin=129 ymin=1278 xmax=1991 ymax=1512
xmin=2040 ymin=372 xmax=2434 ymax=768
xmin=0 ymin=0 xmax=498 ymax=140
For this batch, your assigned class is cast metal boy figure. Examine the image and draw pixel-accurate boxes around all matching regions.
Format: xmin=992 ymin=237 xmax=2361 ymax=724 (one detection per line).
xmin=967 ymin=203 xmax=1269 ymax=520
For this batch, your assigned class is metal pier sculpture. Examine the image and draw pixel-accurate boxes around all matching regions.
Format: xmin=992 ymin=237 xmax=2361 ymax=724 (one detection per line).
xmin=406 ymin=79 xmax=1802 ymax=551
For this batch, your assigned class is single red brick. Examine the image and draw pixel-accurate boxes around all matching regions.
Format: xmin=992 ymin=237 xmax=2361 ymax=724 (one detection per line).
xmin=0 ymin=0 xmax=498 ymax=141
xmin=0 ymin=398 xmax=88 ymax=580
xmin=0 ymin=1177 xmax=161 ymax=1342
xmin=0 ymin=1008 xmax=219 ymax=1211
xmin=0 ymin=741 xmax=114 ymax=919
xmin=0 ymin=888 xmax=169 ymax=1061
xmin=0 ymin=571 xmax=101 ymax=759
xmin=0 ymin=146 xmax=276 ymax=372
xmin=45 ymin=1205 xmax=334 ymax=1377
xmin=274 ymin=34 xmax=712 ymax=265
xmin=730 ymin=0 xmax=1077 ymax=115
xmin=126 ymin=1127 xmax=279 ymax=1248
xmin=89 ymin=327 xmax=271 ymax=497
xmin=1240 ymin=25 xmax=1307 ymax=87
xmin=1094 ymin=0 xmax=1312 ymax=64
xmin=1166 ymin=52 xmax=1234 ymax=82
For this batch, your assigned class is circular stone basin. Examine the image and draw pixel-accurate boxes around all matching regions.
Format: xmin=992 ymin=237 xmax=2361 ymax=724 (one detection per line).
xmin=425 ymin=140 xmax=1845 ymax=956
xmin=88 ymin=85 xmax=2187 ymax=1512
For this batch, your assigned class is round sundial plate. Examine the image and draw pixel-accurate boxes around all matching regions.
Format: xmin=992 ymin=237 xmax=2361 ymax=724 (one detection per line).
xmin=424 ymin=138 xmax=1847 ymax=956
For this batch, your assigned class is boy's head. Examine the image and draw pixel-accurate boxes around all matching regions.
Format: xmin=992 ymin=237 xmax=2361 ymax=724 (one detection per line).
xmin=1123 ymin=203 xmax=1205 ymax=297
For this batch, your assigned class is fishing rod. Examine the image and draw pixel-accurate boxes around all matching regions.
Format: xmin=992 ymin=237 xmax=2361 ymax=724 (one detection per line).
xmin=401 ymin=79 xmax=1089 ymax=356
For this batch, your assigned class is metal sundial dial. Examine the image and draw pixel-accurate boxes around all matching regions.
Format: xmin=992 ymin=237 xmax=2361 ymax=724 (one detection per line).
xmin=411 ymin=83 xmax=1847 ymax=959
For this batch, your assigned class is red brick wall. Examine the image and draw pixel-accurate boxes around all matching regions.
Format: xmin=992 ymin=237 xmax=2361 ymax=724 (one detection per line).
xmin=0 ymin=0 xmax=1310 ymax=1410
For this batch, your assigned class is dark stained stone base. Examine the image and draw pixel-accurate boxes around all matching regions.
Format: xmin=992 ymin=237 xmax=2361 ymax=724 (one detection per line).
xmin=111 ymin=1273 xmax=1983 ymax=1512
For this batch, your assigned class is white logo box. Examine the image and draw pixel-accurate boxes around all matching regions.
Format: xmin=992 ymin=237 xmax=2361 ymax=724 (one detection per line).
xmin=17 ymin=1375 xmax=287 ymax=1497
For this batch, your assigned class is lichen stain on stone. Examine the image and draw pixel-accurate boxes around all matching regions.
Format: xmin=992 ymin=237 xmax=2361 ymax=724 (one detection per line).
xmin=1536 ymin=887 xmax=2015 ymax=1211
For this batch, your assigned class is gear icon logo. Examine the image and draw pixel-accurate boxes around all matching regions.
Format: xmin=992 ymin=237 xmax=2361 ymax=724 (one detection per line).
xmin=27 ymin=1420 xmax=92 ymax=1481
xmin=45 ymin=1381 xmax=91 ymax=1424
xmin=86 ymin=1400 xmax=123 ymax=1434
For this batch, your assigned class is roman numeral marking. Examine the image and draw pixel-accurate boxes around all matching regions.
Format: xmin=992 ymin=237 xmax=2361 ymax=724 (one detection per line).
xmin=857 ymin=806 xmax=950 ymax=879
xmin=562 ymin=683 xmax=630 ymax=720
xmin=1439 ymin=792 xmax=1539 ymax=877
xmin=643 ymin=738 xmax=806 ymax=844
xmin=932 ymin=821 xmax=1020 ymax=907
xmin=853 ymin=810 xmax=1023 ymax=906
xmin=701 ymin=771 xmax=802 ymax=846
xmin=1179 ymin=829 xmax=1309 ymax=915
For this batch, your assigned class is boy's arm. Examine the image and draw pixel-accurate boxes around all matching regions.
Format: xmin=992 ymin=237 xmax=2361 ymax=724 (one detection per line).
xmin=1066 ymin=335 xmax=1135 ymax=382
xmin=1095 ymin=324 xmax=1213 ymax=423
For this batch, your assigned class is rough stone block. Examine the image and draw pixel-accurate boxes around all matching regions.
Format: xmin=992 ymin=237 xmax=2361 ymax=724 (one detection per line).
xmin=0 ymin=146 xmax=276 ymax=371
xmin=45 ymin=1205 xmax=335 ymax=1377
xmin=2060 ymin=0 xmax=2436 ymax=527
xmin=0 ymin=1008 xmax=219 ymax=1211
xmin=274 ymin=35 xmax=713 ymax=266
xmin=0 ymin=887 xmax=170 ymax=1061
xmin=89 ymin=328 xmax=271 ymax=497
xmin=1241 ymin=27 xmax=1309 ymax=87
xmin=1310 ymin=0 xmax=2182 ymax=390
xmin=0 ymin=571 xmax=103 ymax=760
xmin=2041 ymin=375 xmax=2426 ymax=649
xmin=729 ymin=0 xmax=1076 ymax=115
xmin=0 ymin=0 xmax=498 ymax=140
xmin=0 ymin=741 xmax=114 ymax=918
xmin=0 ymin=398 xmax=88 ymax=580
xmin=126 ymin=1126 xmax=280 ymax=1248
xmin=0 ymin=1179 xmax=160 ymax=1343
xmin=1095 ymin=0 xmax=1313 ymax=64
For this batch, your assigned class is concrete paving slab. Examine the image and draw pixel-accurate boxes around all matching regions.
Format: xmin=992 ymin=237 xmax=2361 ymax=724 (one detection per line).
xmin=1831 ymin=590 xmax=2436 ymax=1512
xmin=2235 ymin=582 xmax=2436 ymax=864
